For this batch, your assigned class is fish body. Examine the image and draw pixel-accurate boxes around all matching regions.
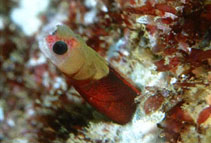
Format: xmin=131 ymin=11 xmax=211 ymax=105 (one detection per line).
xmin=73 ymin=66 xmax=139 ymax=124
xmin=39 ymin=25 xmax=140 ymax=124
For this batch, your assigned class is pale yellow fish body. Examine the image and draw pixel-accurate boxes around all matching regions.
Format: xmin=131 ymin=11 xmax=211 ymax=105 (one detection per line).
xmin=39 ymin=25 xmax=109 ymax=80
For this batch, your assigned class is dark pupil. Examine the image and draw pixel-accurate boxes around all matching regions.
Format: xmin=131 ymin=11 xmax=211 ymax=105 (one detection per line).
xmin=53 ymin=41 xmax=68 ymax=55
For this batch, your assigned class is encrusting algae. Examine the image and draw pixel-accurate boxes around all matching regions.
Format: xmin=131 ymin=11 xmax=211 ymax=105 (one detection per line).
xmin=0 ymin=0 xmax=210 ymax=143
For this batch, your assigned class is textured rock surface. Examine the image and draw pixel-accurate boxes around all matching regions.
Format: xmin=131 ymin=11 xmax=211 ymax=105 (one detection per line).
xmin=0 ymin=0 xmax=210 ymax=143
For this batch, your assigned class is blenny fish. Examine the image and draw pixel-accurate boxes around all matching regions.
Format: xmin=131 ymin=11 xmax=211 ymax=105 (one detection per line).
xmin=39 ymin=25 xmax=140 ymax=124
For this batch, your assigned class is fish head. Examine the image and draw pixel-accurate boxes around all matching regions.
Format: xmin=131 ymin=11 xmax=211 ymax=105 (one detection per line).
xmin=39 ymin=25 xmax=86 ymax=76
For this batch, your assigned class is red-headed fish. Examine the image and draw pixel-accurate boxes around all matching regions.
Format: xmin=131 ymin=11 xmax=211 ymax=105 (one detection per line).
xmin=39 ymin=25 xmax=140 ymax=124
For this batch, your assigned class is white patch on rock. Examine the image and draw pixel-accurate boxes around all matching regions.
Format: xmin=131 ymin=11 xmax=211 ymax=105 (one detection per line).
xmin=27 ymin=53 xmax=47 ymax=67
xmin=101 ymin=5 xmax=108 ymax=12
xmin=12 ymin=138 xmax=28 ymax=143
xmin=84 ymin=0 xmax=97 ymax=8
xmin=136 ymin=16 xmax=149 ymax=24
xmin=164 ymin=12 xmax=177 ymax=19
xmin=85 ymin=122 xmax=121 ymax=142
xmin=42 ymin=72 xmax=50 ymax=88
xmin=0 ymin=17 xmax=4 ymax=30
xmin=120 ymin=111 xmax=165 ymax=143
xmin=84 ymin=9 xmax=97 ymax=24
xmin=7 ymin=119 xmax=15 ymax=127
xmin=130 ymin=64 xmax=167 ymax=88
xmin=10 ymin=0 xmax=49 ymax=36
xmin=53 ymin=77 xmax=67 ymax=90
xmin=170 ymin=77 xmax=177 ymax=84
xmin=0 ymin=107 xmax=4 ymax=121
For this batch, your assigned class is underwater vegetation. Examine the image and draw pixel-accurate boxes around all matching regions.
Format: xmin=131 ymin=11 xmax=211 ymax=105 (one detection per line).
xmin=0 ymin=0 xmax=210 ymax=143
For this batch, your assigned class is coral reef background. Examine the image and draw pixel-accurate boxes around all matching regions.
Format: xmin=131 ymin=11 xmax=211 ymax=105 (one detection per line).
xmin=0 ymin=0 xmax=210 ymax=143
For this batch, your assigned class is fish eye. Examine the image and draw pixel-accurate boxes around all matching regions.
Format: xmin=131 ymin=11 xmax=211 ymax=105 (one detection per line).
xmin=52 ymin=41 xmax=68 ymax=55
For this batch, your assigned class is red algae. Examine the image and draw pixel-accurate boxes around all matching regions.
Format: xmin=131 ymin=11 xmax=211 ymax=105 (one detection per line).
xmin=133 ymin=0 xmax=211 ymax=142
xmin=186 ymin=49 xmax=211 ymax=67
xmin=1 ymin=0 xmax=211 ymax=143
xmin=144 ymin=94 xmax=164 ymax=114
xmin=155 ymin=3 xmax=177 ymax=15
xmin=159 ymin=102 xmax=194 ymax=142
xmin=166 ymin=102 xmax=194 ymax=123
xmin=197 ymin=106 xmax=211 ymax=125
xmin=155 ymin=57 xmax=180 ymax=72
xmin=61 ymin=1 xmax=211 ymax=142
